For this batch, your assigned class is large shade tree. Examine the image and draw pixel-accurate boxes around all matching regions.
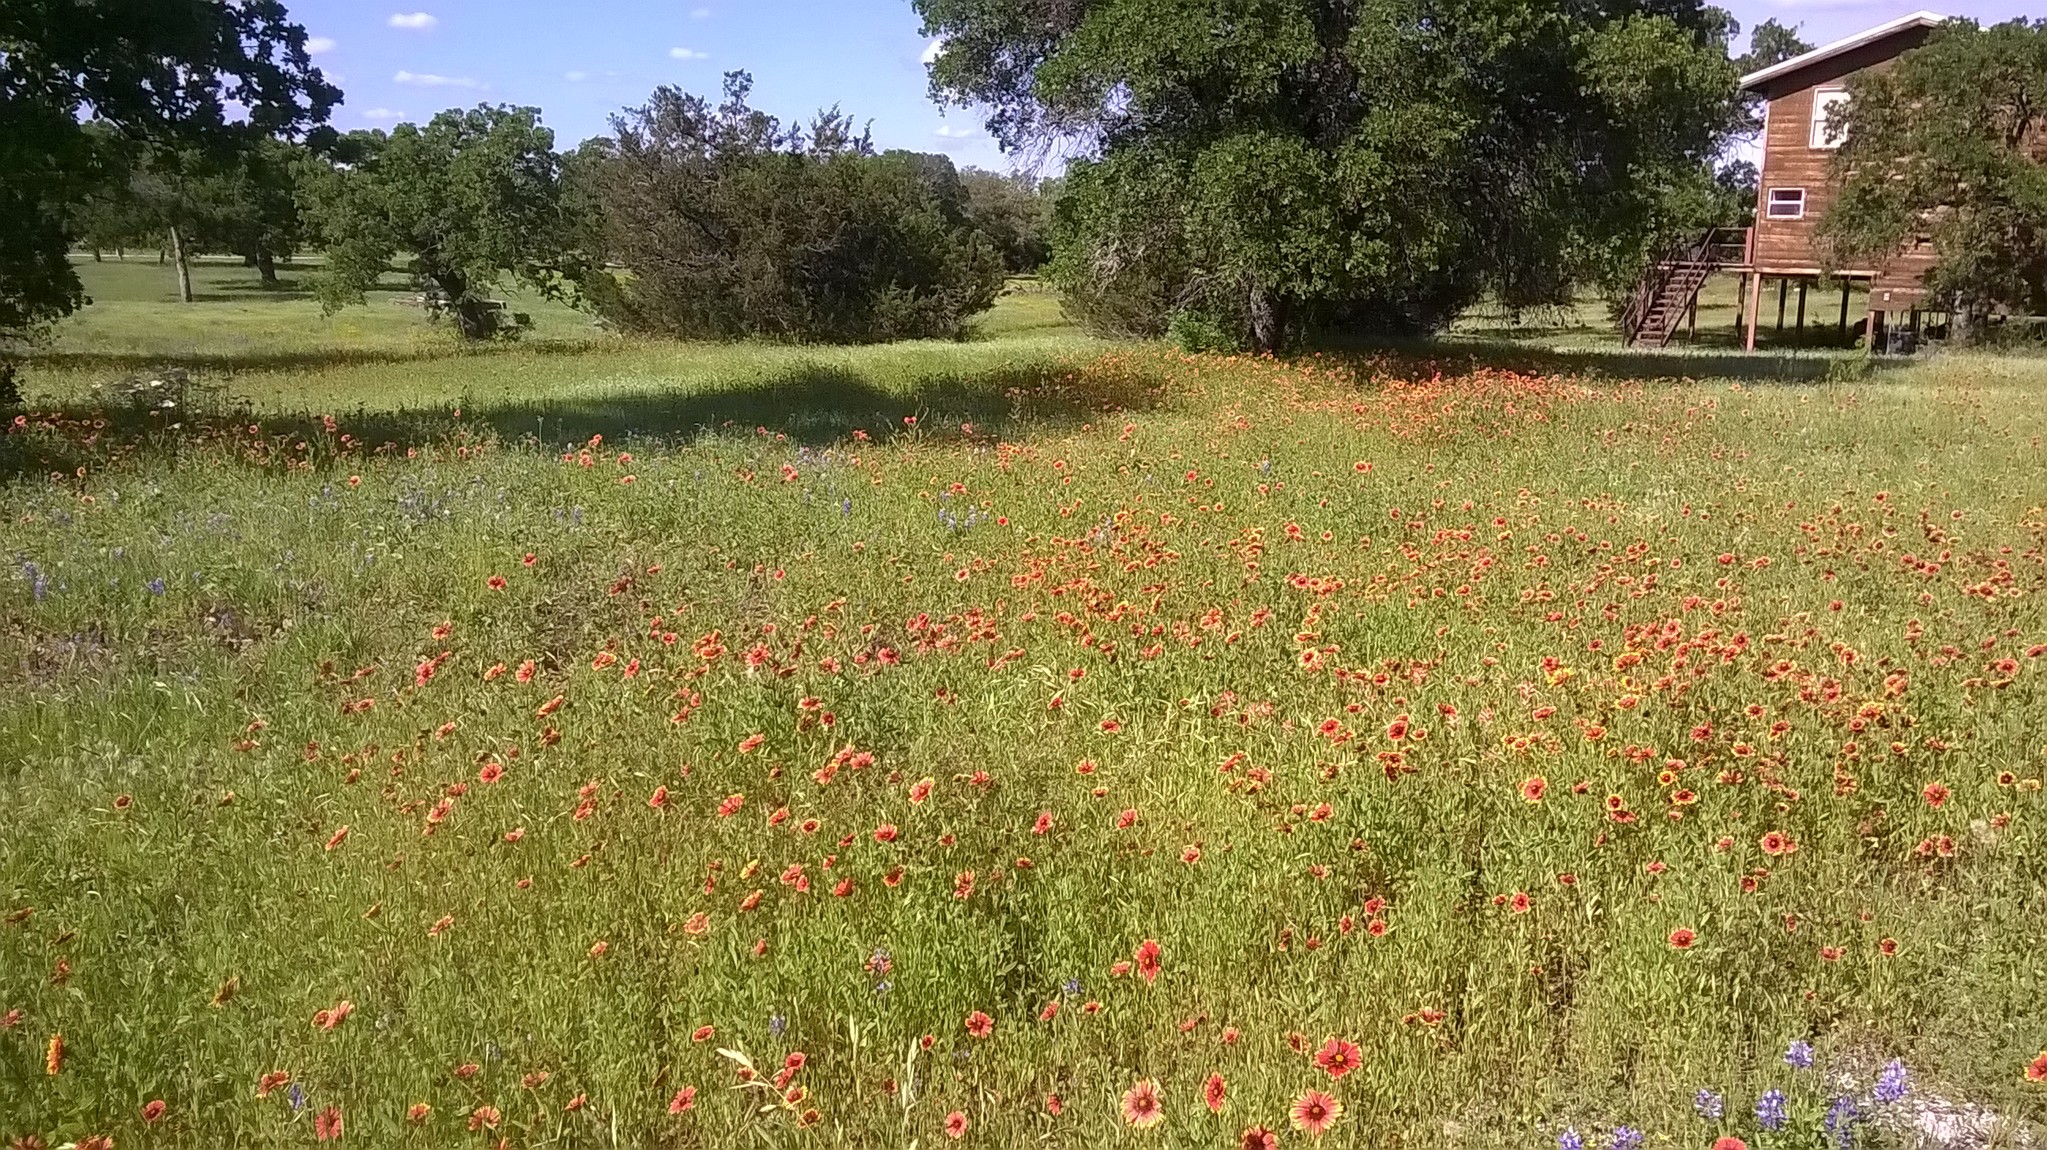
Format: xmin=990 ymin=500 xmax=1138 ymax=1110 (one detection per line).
xmin=915 ymin=0 xmax=1744 ymax=349
xmin=300 ymin=105 xmax=581 ymax=340
xmin=0 ymin=0 xmax=338 ymax=342
xmin=1821 ymin=18 xmax=2047 ymax=342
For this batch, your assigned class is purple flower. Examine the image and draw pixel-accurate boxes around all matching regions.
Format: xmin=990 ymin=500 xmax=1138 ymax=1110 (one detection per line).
xmin=1559 ymin=1127 xmax=1584 ymax=1150
xmin=1757 ymin=1089 xmax=1788 ymax=1131
xmin=1611 ymin=1125 xmax=1644 ymax=1150
xmin=1695 ymin=1088 xmax=1725 ymax=1121
xmin=1873 ymin=1060 xmax=1909 ymax=1104
xmin=1785 ymin=1039 xmax=1815 ymax=1069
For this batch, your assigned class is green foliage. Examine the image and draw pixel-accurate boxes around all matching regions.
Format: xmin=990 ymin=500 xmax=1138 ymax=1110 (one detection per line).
xmin=919 ymin=0 xmax=1744 ymax=350
xmin=1822 ymin=19 xmax=2047 ymax=341
xmin=1733 ymin=18 xmax=1815 ymax=134
xmin=0 ymin=0 xmax=337 ymax=342
xmin=585 ymin=74 xmax=1004 ymax=344
xmin=1165 ymin=307 xmax=1242 ymax=354
xmin=960 ymin=168 xmax=1054 ymax=273
xmin=300 ymin=106 xmax=579 ymax=340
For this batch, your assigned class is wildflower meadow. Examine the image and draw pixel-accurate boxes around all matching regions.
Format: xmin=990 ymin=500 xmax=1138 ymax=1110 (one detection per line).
xmin=5 ymin=314 xmax=2047 ymax=1147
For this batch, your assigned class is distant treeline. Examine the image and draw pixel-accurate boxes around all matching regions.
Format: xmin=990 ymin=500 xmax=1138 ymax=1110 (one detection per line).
xmin=59 ymin=76 xmax=1055 ymax=344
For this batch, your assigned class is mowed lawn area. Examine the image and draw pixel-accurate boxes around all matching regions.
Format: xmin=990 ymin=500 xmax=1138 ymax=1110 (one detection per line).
xmin=4 ymin=257 xmax=2047 ymax=1148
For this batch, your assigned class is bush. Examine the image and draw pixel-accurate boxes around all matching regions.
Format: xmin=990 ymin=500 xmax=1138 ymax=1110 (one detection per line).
xmin=1167 ymin=308 xmax=1242 ymax=354
xmin=584 ymin=75 xmax=1004 ymax=344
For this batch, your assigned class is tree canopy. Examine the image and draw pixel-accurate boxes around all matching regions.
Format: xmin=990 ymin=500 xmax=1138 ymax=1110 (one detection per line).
xmin=917 ymin=0 xmax=1744 ymax=349
xmin=300 ymin=106 xmax=580 ymax=340
xmin=0 ymin=0 xmax=337 ymax=341
xmin=582 ymin=74 xmax=1004 ymax=343
xmin=1821 ymin=18 xmax=2047 ymax=339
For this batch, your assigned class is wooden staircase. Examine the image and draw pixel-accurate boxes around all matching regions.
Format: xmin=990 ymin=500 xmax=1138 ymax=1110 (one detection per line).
xmin=1622 ymin=228 xmax=1751 ymax=347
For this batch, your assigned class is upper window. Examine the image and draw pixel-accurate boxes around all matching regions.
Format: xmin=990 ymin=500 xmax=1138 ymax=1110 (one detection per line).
xmin=1810 ymin=88 xmax=1850 ymax=149
xmin=1766 ymin=188 xmax=1807 ymax=220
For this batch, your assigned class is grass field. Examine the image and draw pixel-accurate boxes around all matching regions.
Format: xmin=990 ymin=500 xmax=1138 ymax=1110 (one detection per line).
xmin=5 ymin=257 xmax=2047 ymax=1148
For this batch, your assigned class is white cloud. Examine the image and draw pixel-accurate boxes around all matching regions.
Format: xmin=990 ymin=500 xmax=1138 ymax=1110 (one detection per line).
xmin=934 ymin=124 xmax=978 ymax=138
xmin=361 ymin=108 xmax=406 ymax=122
xmin=388 ymin=12 xmax=438 ymax=29
xmin=564 ymin=70 xmax=588 ymax=82
xmin=306 ymin=36 xmax=337 ymax=55
xmin=669 ymin=46 xmax=710 ymax=60
xmin=393 ymin=69 xmax=479 ymax=88
xmin=691 ymin=6 xmax=712 ymax=17
xmin=920 ymin=38 xmax=945 ymax=65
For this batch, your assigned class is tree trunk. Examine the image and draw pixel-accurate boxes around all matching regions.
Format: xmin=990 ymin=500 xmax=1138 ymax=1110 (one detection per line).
xmin=1247 ymin=280 xmax=1286 ymax=354
xmin=435 ymin=270 xmax=493 ymax=340
xmin=256 ymin=247 xmax=278 ymax=286
xmin=92 ymin=248 xmax=103 ymax=262
xmin=170 ymin=225 xmax=193 ymax=303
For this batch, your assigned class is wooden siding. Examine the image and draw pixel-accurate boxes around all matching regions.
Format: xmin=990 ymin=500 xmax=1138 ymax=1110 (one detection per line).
xmin=1749 ymin=25 xmax=1941 ymax=307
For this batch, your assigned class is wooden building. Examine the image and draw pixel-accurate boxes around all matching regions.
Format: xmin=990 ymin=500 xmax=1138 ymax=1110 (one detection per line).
xmin=1622 ymin=12 xmax=1948 ymax=349
xmin=1738 ymin=10 xmax=1944 ymax=350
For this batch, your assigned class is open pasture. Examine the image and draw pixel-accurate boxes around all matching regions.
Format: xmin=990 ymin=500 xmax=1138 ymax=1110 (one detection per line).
xmin=4 ymin=258 xmax=2047 ymax=1148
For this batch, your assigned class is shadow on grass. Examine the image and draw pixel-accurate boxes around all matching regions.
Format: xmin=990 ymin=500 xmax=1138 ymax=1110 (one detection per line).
xmin=1332 ymin=334 xmax=1889 ymax=384
xmin=27 ymin=337 xmax=609 ymax=377
xmin=0 ymin=359 xmax=1163 ymax=484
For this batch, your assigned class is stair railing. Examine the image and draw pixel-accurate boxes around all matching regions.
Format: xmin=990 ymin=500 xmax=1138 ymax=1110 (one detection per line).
xmin=1621 ymin=228 xmax=1751 ymax=346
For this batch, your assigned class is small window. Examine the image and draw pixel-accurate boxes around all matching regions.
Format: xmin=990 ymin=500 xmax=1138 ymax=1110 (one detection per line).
xmin=1766 ymin=188 xmax=1806 ymax=220
xmin=1810 ymin=88 xmax=1850 ymax=149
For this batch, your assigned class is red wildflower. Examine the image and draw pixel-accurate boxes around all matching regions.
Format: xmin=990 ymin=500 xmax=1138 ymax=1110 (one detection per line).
xmin=1121 ymin=1079 xmax=1164 ymax=1129
xmin=1519 ymin=776 xmax=1547 ymax=802
xmin=668 ymin=1086 xmax=697 ymax=1113
xmin=943 ymin=1111 xmax=967 ymax=1139
xmin=964 ymin=1009 xmax=993 ymax=1038
xmin=1240 ymin=1126 xmax=1279 ymax=1150
xmin=1314 ymin=1037 xmax=1362 ymax=1079
xmin=1668 ymin=926 xmax=1698 ymax=949
xmin=314 ymin=1105 xmax=343 ymax=1142
xmin=2025 ymin=1050 xmax=2047 ymax=1082
xmin=142 ymin=1099 xmax=166 ymax=1125
xmin=1290 ymin=1090 xmax=1343 ymax=1137
xmin=1204 ymin=1072 xmax=1227 ymax=1113
xmin=1134 ymin=938 xmax=1163 ymax=983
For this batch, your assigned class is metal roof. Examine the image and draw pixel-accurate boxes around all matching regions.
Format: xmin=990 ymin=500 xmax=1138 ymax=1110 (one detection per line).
xmin=1738 ymin=11 xmax=1947 ymax=90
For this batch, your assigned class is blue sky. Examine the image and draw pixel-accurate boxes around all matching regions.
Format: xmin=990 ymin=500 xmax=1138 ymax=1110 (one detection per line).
xmin=292 ymin=0 xmax=2038 ymax=171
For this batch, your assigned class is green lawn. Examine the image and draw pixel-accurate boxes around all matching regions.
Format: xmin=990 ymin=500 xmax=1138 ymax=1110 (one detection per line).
xmin=5 ymin=255 xmax=2047 ymax=1149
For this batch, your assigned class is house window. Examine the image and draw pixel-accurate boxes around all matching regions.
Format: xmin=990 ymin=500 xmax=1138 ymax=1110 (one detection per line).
xmin=1810 ymin=88 xmax=1850 ymax=149
xmin=1765 ymin=188 xmax=1806 ymax=220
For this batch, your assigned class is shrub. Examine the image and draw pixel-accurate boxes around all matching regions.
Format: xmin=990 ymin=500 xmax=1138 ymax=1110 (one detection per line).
xmin=584 ymin=74 xmax=1003 ymax=344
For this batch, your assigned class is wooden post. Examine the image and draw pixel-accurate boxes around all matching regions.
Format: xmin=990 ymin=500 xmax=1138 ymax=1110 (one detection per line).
xmin=1687 ymin=295 xmax=1698 ymax=343
xmin=1838 ymin=282 xmax=1852 ymax=336
xmin=1795 ymin=280 xmax=1808 ymax=343
xmin=1776 ymin=279 xmax=1788 ymax=334
xmin=1869 ymin=309 xmax=1885 ymax=353
xmin=1745 ymin=273 xmax=1765 ymax=352
xmin=1734 ymin=272 xmax=1747 ymax=332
